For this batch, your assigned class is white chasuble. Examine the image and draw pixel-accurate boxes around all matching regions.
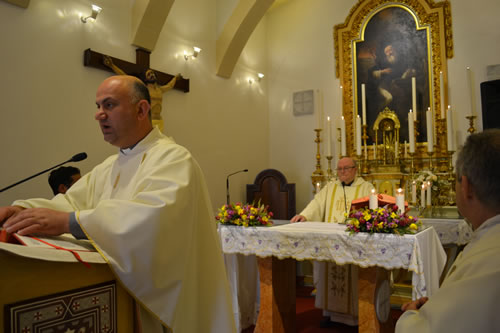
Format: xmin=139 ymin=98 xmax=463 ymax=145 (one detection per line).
xmin=13 ymin=128 xmax=236 ymax=333
xmin=396 ymin=215 xmax=500 ymax=333
xmin=300 ymin=177 xmax=373 ymax=325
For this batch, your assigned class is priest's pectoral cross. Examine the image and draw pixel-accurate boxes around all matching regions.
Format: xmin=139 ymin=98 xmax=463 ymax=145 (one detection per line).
xmin=83 ymin=48 xmax=189 ymax=93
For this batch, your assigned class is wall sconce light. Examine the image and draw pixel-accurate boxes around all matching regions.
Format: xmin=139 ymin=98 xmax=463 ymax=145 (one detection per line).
xmin=257 ymin=73 xmax=264 ymax=81
xmin=184 ymin=46 xmax=202 ymax=60
xmin=81 ymin=4 xmax=102 ymax=23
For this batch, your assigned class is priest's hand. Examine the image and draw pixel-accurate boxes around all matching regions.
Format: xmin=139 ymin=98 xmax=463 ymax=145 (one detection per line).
xmin=291 ymin=215 xmax=307 ymax=223
xmin=2 ymin=208 xmax=70 ymax=236
xmin=401 ymin=297 xmax=428 ymax=312
xmin=0 ymin=206 xmax=24 ymax=226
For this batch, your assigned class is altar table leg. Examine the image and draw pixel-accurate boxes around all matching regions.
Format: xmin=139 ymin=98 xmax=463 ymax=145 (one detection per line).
xmin=255 ymin=257 xmax=296 ymax=333
xmin=358 ymin=266 xmax=394 ymax=333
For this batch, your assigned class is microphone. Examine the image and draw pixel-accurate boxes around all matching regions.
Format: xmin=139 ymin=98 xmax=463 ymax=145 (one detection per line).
xmin=0 ymin=152 xmax=87 ymax=193
xmin=226 ymin=169 xmax=248 ymax=205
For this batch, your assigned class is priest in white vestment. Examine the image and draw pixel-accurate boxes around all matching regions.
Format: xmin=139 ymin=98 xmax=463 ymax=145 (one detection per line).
xmin=291 ymin=157 xmax=373 ymax=327
xmin=0 ymin=75 xmax=236 ymax=333
xmin=396 ymin=129 xmax=500 ymax=333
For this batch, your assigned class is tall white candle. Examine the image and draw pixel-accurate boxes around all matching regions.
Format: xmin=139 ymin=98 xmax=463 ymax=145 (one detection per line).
xmin=426 ymin=181 xmax=432 ymax=206
xmin=361 ymin=83 xmax=367 ymax=125
xmin=327 ymin=116 xmax=332 ymax=156
xmin=412 ymin=77 xmax=417 ymax=121
xmin=447 ymin=105 xmax=454 ymax=152
xmin=356 ymin=115 xmax=362 ymax=156
xmin=369 ymin=189 xmax=378 ymax=209
xmin=440 ymin=71 xmax=445 ymax=119
xmin=467 ymin=67 xmax=476 ymax=116
xmin=340 ymin=116 xmax=346 ymax=157
xmin=339 ymin=85 xmax=343 ymax=116
xmin=421 ymin=184 xmax=426 ymax=208
xmin=426 ymin=108 xmax=434 ymax=153
xmin=408 ymin=111 xmax=415 ymax=153
xmin=396 ymin=188 xmax=405 ymax=214
xmin=411 ymin=181 xmax=417 ymax=204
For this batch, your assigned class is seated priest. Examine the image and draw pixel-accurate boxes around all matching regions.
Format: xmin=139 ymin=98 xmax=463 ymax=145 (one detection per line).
xmin=291 ymin=157 xmax=374 ymax=327
xmin=0 ymin=75 xmax=236 ymax=333
xmin=396 ymin=129 xmax=500 ymax=333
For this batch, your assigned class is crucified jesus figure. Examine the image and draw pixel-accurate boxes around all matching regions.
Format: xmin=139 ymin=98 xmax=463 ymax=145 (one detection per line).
xmin=103 ymin=55 xmax=181 ymax=131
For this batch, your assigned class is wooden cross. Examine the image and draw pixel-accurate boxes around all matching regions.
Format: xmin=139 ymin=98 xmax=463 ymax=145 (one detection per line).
xmin=83 ymin=48 xmax=189 ymax=93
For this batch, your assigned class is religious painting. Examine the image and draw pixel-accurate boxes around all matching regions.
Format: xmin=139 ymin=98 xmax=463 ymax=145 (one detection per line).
xmin=354 ymin=5 xmax=430 ymax=144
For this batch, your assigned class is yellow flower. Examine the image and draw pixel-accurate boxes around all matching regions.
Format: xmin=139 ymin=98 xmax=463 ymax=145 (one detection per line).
xmin=235 ymin=205 xmax=241 ymax=211
xmin=363 ymin=212 xmax=371 ymax=221
xmin=250 ymin=207 xmax=258 ymax=215
xmin=224 ymin=211 xmax=228 ymax=217
xmin=234 ymin=218 xmax=241 ymax=225
xmin=410 ymin=223 xmax=418 ymax=230
xmin=390 ymin=212 xmax=398 ymax=219
xmin=353 ymin=219 xmax=360 ymax=228
xmin=241 ymin=214 xmax=247 ymax=221
xmin=238 ymin=209 xmax=244 ymax=215
xmin=242 ymin=222 xmax=248 ymax=227
xmin=377 ymin=222 xmax=384 ymax=229
xmin=262 ymin=216 xmax=269 ymax=222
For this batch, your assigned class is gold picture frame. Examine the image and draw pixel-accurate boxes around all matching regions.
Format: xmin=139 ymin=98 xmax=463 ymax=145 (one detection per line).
xmin=334 ymin=0 xmax=453 ymax=157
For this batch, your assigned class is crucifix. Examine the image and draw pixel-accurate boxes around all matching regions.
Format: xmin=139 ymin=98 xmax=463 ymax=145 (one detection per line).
xmin=84 ymin=48 xmax=189 ymax=131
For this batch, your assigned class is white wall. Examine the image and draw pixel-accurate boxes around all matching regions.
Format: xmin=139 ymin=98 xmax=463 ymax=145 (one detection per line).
xmin=0 ymin=0 xmax=269 ymax=211
xmin=266 ymin=0 xmax=500 ymax=213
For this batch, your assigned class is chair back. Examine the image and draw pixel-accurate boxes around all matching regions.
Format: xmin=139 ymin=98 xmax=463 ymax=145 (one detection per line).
xmin=246 ymin=169 xmax=296 ymax=220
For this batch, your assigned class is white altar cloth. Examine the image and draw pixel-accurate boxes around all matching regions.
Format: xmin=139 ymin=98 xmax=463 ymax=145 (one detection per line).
xmin=420 ymin=218 xmax=472 ymax=245
xmin=219 ymin=222 xmax=446 ymax=300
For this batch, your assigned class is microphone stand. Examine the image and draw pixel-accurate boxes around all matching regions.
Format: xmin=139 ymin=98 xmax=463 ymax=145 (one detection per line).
xmin=226 ymin=169 xmax=248 ymax=205
xmin=0 ymin=153 xmax=87 ymax=193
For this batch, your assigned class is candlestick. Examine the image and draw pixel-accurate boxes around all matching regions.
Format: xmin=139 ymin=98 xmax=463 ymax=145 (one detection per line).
xmin=340 ymin=116 xmax=346 ymax=156
xmin=421 ymin=184 xmax=425 ymax=209
xmin=404 ymin=140 xmax=408 ymax=159
xmin=395 ymin=140 xmax=399 ymax=160
xmin=326 ymin=155 xmax=333 ymax=181
xmin=361 ymin=83 xmax=367 ymax=125
xmin=465 ymin=115 xmax=476 ymax=135
xmin=411 ymin=181 xmax=417 ymax=205
xmin=315 ymin=182 xmax=321 ymax=194
xmin=369 ymin=189 xmax=378 ymax=209
xmin=426 ymin=181 xmax=432 ymax=207
xmin=373 ymin=143 xmax=377 ymax=160
xmin=447 ymin=105 xmax=454 ymax=152
xmin=396 ymin=188 xmax=405 ymax=214
xmin=311 ymin=129 xmax=325 ymax=194
xmin=356 ymin=115 xmax=362 ymax=156
xmin=408 ymin=111 xmax=415 ymax=153
xmin=412 ymin=77 xmax=417 ymax=121
xmin=440 ymin=71 xmax=445 ymax=119
xmin=426 ymin=108 xmax=434 ymax=153
xmin=327 ymin=116 xmax=332 ymax=156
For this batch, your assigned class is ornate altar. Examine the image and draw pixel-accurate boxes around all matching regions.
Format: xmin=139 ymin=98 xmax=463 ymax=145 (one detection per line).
xmin=311 ymin=0 xmax=458 ymax=210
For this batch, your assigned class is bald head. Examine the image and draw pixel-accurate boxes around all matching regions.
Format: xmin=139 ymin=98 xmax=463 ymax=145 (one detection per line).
xmin=337 ymin=157 xmax=357 ymax=184
xmin=95 ymin=75 xmax=153 ymax=148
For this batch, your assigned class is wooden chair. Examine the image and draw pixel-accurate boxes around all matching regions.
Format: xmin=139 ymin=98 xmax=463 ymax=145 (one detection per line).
xmin=246 ymin=169 xmax=296 ymax=220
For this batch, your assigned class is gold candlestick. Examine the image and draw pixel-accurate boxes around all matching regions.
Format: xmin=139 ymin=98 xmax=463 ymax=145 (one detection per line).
xmin=428 ymin=151 xmax=434 ymax=171
xmin=311 ymin=128 xmax=325 ymax=194
xmin=466 ymin=115 xmax=477 ymax=134
xmin=409 ymin=152 xmax=415 ymax=176
xmin=326 ymin=155 xmax=334 ymax=181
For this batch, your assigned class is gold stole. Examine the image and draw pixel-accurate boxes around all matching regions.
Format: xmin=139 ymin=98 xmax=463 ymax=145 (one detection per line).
xmin=327 ymin=183 xmax=362 ymax=223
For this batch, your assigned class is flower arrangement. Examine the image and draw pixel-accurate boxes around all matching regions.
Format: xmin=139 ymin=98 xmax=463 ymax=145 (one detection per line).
xmin=345 ymin=204 xmax=421 ymax=235
xmin=216 ymin=201 xmax=273 ymax=227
